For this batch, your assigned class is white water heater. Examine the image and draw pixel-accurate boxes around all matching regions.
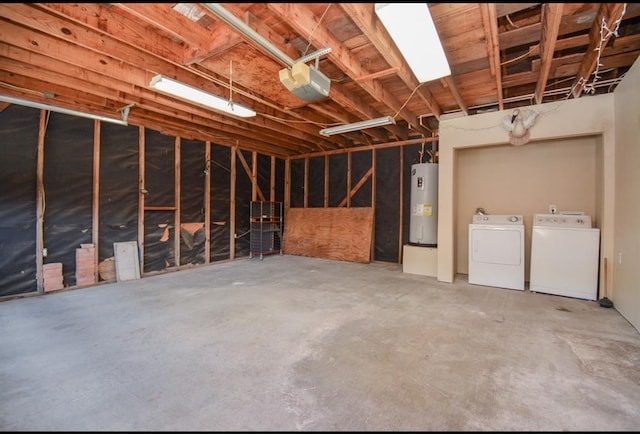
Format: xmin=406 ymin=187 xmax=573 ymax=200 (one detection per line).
xmin=410 ymin=163 xmax=438 ymax=246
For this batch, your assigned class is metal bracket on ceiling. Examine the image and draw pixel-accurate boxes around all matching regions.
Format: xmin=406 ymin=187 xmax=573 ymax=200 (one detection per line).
xmin=296 ymin=47 xmax=332 ymax=69
xmin=117 ymin=103 xmax=136 ymax=123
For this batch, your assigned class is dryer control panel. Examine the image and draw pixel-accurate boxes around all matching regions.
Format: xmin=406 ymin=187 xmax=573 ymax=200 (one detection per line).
xmin=533 ymin=213 xmax=592 ymax=228
xmin=472 ymin=214 xmax=523 ymax=225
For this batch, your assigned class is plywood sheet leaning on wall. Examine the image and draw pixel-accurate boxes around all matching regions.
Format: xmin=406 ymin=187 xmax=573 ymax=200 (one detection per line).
xmin=283 ymin=207 xmax=374 ymax=263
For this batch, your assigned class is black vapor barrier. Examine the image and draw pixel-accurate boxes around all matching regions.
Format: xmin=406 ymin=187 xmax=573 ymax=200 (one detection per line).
xmin=289 ymin=158 xmax=305 ymax=208
xmin=307 ymin=156 xmax=325 ymax=208
xmin=375 ymin=147 xmax=401 ymax=263
xmin=256 ymin=153 xmax=271 ymax=202
xmin=351 ymin=150 xmax=372 ymax=207
xmin=99 ymin=122 xmax=139 ymax=280
xmin=234 ymin=149 xmax=252 ymax=257
xmin=328 ymin=153 xmax=347 ymax=207
xmin=0 ymin=105 xmax=39 ymax=296
xmin=274 ymin=158 xmax=285 ymax=204
xmin=209 ymin=144 xmax=231 ymax=262
xmin=180 ymin=139 xmax=206 ymax=266
xmin=143 ymin=129 xmax=175 ymax=273
xmin=43 ymin=112 xmax=94 ymax=288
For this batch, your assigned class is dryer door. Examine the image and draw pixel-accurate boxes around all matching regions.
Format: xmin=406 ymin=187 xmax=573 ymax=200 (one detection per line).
xmin=470 ymin=227 xmax=523 ymax=266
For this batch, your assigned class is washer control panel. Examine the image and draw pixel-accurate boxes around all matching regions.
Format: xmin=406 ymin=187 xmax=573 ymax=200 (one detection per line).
xmin=472 ymin=214 xmax=523 ymax=225
xmin=533 ymin=213 xmax=592 ymax=228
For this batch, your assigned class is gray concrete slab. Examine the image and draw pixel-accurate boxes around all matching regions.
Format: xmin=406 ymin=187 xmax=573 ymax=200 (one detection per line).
xmin=1 ymin=255 xmax=639 ymax=431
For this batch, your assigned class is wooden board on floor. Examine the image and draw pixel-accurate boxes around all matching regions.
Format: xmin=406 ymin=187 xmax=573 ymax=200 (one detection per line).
xmin=283 ymin=207 xmax=374 ymax=263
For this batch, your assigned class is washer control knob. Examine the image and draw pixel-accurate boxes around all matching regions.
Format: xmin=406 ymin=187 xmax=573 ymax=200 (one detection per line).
xmin=509 ymin=216 xmax=519 ymax=222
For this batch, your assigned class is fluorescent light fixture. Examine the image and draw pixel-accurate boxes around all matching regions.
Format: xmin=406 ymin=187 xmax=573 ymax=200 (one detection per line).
xmin=319 ymin=116 xmax=396 ymax=137
xmin=149 ymin=74 xmax=256 ymax=118
xmin=0 ymin=94 xmax=130 ymax=125
xmin=375 ymin=3 xmax=450 ymax=83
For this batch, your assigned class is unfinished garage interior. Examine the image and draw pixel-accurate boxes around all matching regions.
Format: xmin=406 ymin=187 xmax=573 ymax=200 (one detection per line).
xmin=2 ymin=3 xmax=640 ymax=431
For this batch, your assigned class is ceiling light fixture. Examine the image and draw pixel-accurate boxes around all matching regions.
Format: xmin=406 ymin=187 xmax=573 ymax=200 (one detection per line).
xmin=319 ymin=116 xmax=396 ymax=137
xmin=149 ymin=74 xmax=256 ymax=118
xmin=375 ymin=3 xmax=450 ymax=83
xmin=0 ymin=94 xmax=130 ymax=125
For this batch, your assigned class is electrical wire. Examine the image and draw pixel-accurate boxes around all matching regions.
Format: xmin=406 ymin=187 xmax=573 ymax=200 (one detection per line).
xmin=500 ymin=46 xmax=535 ymax=67
xmin=301 ymin=4 xmax=332 ymax=58
xmin=392 ymin=81 xmax=427 ymax=119
xmin=505 ymin=14 xmax=519 ymax=29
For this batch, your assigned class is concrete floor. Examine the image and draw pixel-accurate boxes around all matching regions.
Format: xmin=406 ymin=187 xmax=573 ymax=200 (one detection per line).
xmin=1 ymin=255 xmax=640 ymax=431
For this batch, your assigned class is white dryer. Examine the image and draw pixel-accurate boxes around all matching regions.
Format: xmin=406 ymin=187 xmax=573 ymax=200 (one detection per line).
xmin=468 ymin=214 xmax=525 ymax=290
xmin=530 ymin=213 xmax=600 ymax=301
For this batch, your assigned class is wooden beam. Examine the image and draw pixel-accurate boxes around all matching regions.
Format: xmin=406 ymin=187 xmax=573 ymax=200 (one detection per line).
xmin=398 ymin=147 xmax=404 ymax=264
xmin=92 ymin=119 xmax=100 ymax=283
xmin=194 ymin=4 xmax=391 ymax=144
xmin=303 ymin=157 xmax=309 ymax=208
xmin=174 ymin=136 xmax=181 ymax=268
xmin=113 ymin=3 xmax=209 ymax=46
xmin=267 ymin=3 xmax=430 ymax=136
xmin=137 ymin=126 xmax=145 ymax=275
xmin=340 ymin=3 xmax=443 ymax=121
xmin=496 ymin=3 xmax=539 ymax=18
xmin=353 ymin=67 xmax=399 ymax=82
xmin=338 ymin=167 xmax=373 ymax=208
xmin=480 ymin=3 xmax=504 ymax=110
xmin=571 ymin=3 xmax=627 ymax=98
xmin=193 ymin=4 xmax=299 ymax=64
xmin=443 ymin=76 xmax=469 ymax=115
xmin=535 ymin=3 xmax=563 ymax=104
xmin=0 ymin=5 xmax=329 ymax=153
xmin=0 ymin=56 xmax=303 ymax=157
xmin=36 ymin=110 xmax=46 ymax=292
xmin=346 ymin=152 xmax=352 ymax=208
xmin=270 ymin=156 xmax=276 ymax=202
xmin=204 ymin=141 xmax=211 ymax=264
xmin=284 ymin=158 xmax=291 ymax=211
xmin=236 ymin=148 xmax=265 ymax=202
xmin=324 ymin=155 xmax=329 ymax=208
xmin=230 ymin=144 xmax=237 ymax=260
xmin=251 ymin=151 xmax=258 ymax=202
xmin=289 ymin=137 xmax=438 ymax=160
xmin=370 ymin=149 xmax=377 ymax=259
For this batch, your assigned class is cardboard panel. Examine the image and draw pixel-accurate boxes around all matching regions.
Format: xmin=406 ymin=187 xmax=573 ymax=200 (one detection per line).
xmin=114 ymin=241 xmax=140 ymax=281
xmin=283 ymin=207 xmax=374 ymax=263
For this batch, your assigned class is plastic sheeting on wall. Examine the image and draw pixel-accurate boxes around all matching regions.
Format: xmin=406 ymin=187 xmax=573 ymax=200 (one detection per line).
xmin=307 ymin=156 xmax=324 ymax=207
xmin=180 ymin=139 xmax=206 ymax=266
xmin=234 ymin=149 xmax=252 ymax=257
xmin=0 ymin=105 xmax=39 ymax=296
xmin=351 ymin=150 xmax=372 ymax=207
xmin=375 ymin=147 xmax=401 ymax=263
xmin=274 ymin=158 xmax=285 ymax=204
xmin=328 ymin=154 xmax=347 ymax=207
xmin=290 ymin=159 xmax=305 ymax=208
xmin=43 ymin=112 xmax=94 ymax=288
xmin=209 ymin=144 xmax=231 ymax=262
xmin=143 ymin=129 xmax=175 ymax=273
xmin=99 ymin=122 xmax=139 ymax=271
xmin=257 ymin=154 xmax=271 ymax=202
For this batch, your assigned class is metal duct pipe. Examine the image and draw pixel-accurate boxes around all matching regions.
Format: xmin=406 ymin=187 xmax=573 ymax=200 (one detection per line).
xmin=0 ymin=95 xmax=129 ymax=125
xmin=200 ymin=3 xmax=295 ymax=68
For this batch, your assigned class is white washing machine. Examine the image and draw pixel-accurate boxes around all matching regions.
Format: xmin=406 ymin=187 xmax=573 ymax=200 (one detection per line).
xmin=530 ymin=213 xmax=600 ymax=301
xmin=468 ymin=214 xmax=525 ymax=290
